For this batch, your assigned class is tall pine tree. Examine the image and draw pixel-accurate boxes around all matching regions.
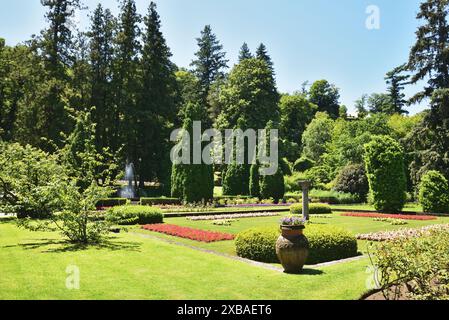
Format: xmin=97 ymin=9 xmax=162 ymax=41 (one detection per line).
xmin=137 ymin=2 xmax=177 ymax=189
xmin=238 ymin=42 xmax=252 ymax=61
xmin=385 ymin=64 xmax=409 ymax=114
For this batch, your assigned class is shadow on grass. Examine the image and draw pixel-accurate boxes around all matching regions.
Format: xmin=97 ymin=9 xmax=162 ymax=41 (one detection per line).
xmin=2 ymin=237 xmax=142 ymax=253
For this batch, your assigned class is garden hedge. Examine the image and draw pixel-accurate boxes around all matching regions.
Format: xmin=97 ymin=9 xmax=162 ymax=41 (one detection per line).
xmin=290 ymin=203 xmax=332 ymax=215
xmin=140 ymin=197 xmax=181 ymax=206
xmin=96 ymin=198 xmax=128 ymax=207
xmin=105 ymin=205 xmax=164 ymax=225
xmin=235 ymin=225 xmax=358 ymax=264
xmin=419 ymin=170 xmax=449 ymax=213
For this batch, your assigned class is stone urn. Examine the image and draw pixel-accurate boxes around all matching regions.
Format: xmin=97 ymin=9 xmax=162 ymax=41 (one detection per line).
xmin=276 ymin=225 xmax=309 ymax=274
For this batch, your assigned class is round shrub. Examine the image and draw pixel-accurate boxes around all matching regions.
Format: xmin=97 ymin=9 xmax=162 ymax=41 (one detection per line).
xmin=333 ymin=163 xmax=369 ymax=201
xmin=235 ymin=225 xmax=358 ymax=264
xmin=364 ymin=136 xmax=407 ymax=213
xmin=290 ymin=203 xmax=332 ymax=215
xmin=105 ymin=205 xmax=164 ymax=225
xmin=293 ymin=157 xmax=315 ymax=173
xmin=419 ymin=170 xmax=449 ymax=213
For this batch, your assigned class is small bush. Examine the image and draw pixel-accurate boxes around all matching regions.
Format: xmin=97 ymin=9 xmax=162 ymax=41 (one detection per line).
xmin=290 ymin=203 xmax=332 ymax=215
xmin=260 ymin=167 xmax=285 ymax=202
xmin=140 ymin=197 xmax=181 ymax=206
xmin=419 ymin=170 xmax=449 ymax=213
xmin=235 ymin=225 xmax=358 ymax=264
xmin=333 ymin=163 xmax=369 ymax=201
xmin=96 ymin=198 xmax=128 ymax=207
xmin=106 ymin=205 xmax=164 ymax=225
xmin=293 ymin=157 xmax=315 ymax=172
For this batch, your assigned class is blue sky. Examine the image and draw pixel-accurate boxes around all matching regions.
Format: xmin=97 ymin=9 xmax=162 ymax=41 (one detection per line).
xmin=0 ymin=0 xmax=427 ymax=114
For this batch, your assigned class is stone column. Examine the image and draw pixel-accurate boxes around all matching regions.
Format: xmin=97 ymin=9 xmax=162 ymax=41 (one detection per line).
xmin=299 ymin=180 xmax=311 ymax=221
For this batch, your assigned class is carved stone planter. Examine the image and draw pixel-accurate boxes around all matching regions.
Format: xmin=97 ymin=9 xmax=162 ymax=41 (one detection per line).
xmin=276 ymin=225 xmax=309 ymax=274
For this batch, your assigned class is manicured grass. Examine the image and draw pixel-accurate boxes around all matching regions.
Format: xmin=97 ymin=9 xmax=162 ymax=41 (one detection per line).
xmin=0 ymin=219 xmax=368 ymax=300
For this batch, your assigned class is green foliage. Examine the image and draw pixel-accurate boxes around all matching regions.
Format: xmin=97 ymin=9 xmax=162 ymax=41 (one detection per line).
xmin=293 ymin=157 xmax=315 ymax=173
xmin=310 ymin=189 xmax=361 ymax=204
xmin=106 ymin=205 xmax=163 ymax=225
xmin=249 ymin=164 xmax=260 ymax=198
xmin=284 ymin=172 xmax=307 ymax=193
xmin=0 ymin=143 xmax=68 ymax=219
xmin=418 ymin=170 xmax=449 ymax=213
xmin=222 ymin=164 xmax=250 ymax=196
xmin=370 ymin=230 xmax=449 ymax=300
xmin=235 ymin=225 xmax=358 ymax=264
xmin=140 ymin=197 xmax=181 ymax=206
xmin=333 ymin=163 xmax=369 ymax=201
xmin=290 ymin=203 xmax=332 ymax=215
xmin=279 ymin=93 xmax=317 ymax=161
xmin=364 ymin=136 xmax=407 ymax=212
xmin=308 ymin=80 xmax=340 ymax=119
xmin=385 ymin=64 xmax=409 ymax=114
xmin=260 ymin=168 xmax=285 ymax=202
xmin=301 ymin=112 xmax=334 ymax=162
xmin=171 ymin=164 xmax=214 ymax=203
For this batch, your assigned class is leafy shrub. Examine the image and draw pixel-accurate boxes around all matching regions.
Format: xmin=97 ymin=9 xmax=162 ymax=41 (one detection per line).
xmin=284 ymin=172 xmax=307 ymax=193
xmin=222 ymin=163 xmax=250 ymax=196
xmin=235 ymin=225 xmax=358 ymax=264
xmin=364 ymin=136 xmax=407 ymax=213
xmin=171 ymin=164 xmax=214 ymax=203
xmin=260 ymin=167 xmax=285 ymax=202
xmin=96 ymin=198 xmax=128 ymax=208
xmin=418 ymin=170 xmax=449 ymax=213
xmin=309 ymin=189 xmax=360 ymax=204
xmin=370 ymin=229 xmax=449 ymax=300
xmin=290 ymin=203 xmax=332 ymax=215
xmin=333 ymin=163 xmax=369 ymax=201
xmin=106 ymin=205 xmax=164 ymax=225
xmin=140 ymin=197 xmax=181 ymax=206
xmin=293 ymin=157 xmax=315 ymax=173
xmin=304 ymin=165 xmax=332 ymax=188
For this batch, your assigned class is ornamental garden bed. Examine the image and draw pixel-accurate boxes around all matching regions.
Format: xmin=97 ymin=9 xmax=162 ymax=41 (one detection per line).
xmin=142 ymin=224 xmax=235 ymax=243
xmin=341 ymin=212 xmax=436 ymax=221
xmin=356 ymin=223 xmax=449 ymax=241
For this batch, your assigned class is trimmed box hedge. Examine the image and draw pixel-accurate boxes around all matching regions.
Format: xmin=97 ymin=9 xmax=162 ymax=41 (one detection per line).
xmin=105 ymin=205 xmax=164 ymax=225
xmin=290 ymin=203 xmax=332 ymax=215
xmin=235 ymin=225 xmax=358 ymax=264
xmin=96 ymin=198 xmax=128 ymax=208
xmin=140 ymin=197 xmax=181 ymax=206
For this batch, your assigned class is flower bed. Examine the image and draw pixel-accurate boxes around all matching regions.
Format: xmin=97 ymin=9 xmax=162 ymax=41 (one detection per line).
xmin=187 ymin=212 xmax=279 ymax=221
xmin=341 ymin=212 xmax=436 ymax=221
xmin=356 ymin=224 xmax=449 ymax=242
xmin=141 ymin=224 xmax=235 ymax=242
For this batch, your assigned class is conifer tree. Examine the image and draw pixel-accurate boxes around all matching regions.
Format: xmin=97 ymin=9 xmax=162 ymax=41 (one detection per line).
xmin=385 ymin=64 xmax=409 ymax=114
xmin=238 ymin=42 xmax=252 ymax=61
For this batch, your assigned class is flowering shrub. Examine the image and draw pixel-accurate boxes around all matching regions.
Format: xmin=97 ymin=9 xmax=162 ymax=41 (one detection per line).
xmin=341 ymin=212 xmax=436 ymax=221
xmin=373 ymin=217 xmax=408 ymax=225
xmin=357 ymin=224 xmax=449 ymax=241
xmin=187 ymin=212 xmax=279 ymax=221
xmin=142 ymin=224 xmax=235 ymax=242
xmin=212 ymin=219 xmax=237 ymax=226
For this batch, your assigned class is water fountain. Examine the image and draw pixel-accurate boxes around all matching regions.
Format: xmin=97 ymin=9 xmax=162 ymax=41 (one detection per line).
xmin=119 ymin=162 xmax=137 ymax=200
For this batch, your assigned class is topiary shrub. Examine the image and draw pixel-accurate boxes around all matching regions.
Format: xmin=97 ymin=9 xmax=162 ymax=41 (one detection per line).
xmin=105 ymin=205 xmax=164 ymax=225
xmin=333 ymin=163 xmax=369 ymax=202
xmin=171 ymin=164 xmax=214 ymax=203
xmin=140 ymin=197 xmax=181 ymax=206
xmin=419 ymin=170 xmax=449 ymax=213
xmin=249 ymin=164 xmax=260 ymax=198
xmin=222 ymin=163 xmax=250 ymax=196
xmin=235 ymin=225 xmax=358 ymax=264
xmin=290 ymin=203 xmax=332 ymax=215
xmin=364 ymin=136 xmax=407 ymax=213
xmin=260 ymin=167 xmax=285 ymax=202
xmin=293 ymin=157 xmax=315 ymax=173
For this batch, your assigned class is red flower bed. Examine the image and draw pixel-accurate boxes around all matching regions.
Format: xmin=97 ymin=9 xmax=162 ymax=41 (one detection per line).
xmin=341 ymin=212 xmax=437 ymax=221
xmin=142 ymin=224 xmax=235 ymax=243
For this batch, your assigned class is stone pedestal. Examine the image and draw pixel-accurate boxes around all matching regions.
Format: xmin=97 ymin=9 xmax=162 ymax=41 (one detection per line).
xmin=299 ymin=180 xmax=311 ymax=221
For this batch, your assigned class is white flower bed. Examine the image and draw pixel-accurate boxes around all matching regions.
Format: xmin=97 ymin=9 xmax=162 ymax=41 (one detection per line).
xmin=357 ymin=223 xmax=449 ymax=242
xmin=187 ymin=212 xmax=280 ymax=221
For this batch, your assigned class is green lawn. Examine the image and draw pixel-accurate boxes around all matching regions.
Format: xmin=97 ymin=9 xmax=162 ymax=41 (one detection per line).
xmin=0 ymin=219 xmax=368 ymax=300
